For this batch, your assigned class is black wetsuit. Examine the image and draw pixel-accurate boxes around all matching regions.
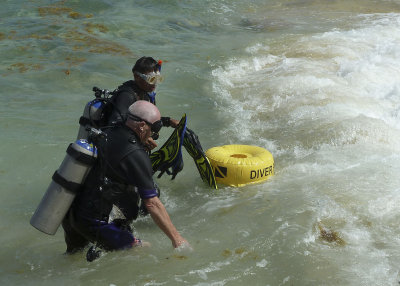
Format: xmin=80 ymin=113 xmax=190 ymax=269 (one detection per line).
xmin=62 ymin=124 xmax=158 ymax=252
xmin=108 ymin=80 xmax=171 ymax=127
xmin=108 ymin=80 xmax=152 ymax=124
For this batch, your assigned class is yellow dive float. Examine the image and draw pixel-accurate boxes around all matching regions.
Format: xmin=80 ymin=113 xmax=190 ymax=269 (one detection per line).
xmin=206 ymin=145 xmax=274 ymax=187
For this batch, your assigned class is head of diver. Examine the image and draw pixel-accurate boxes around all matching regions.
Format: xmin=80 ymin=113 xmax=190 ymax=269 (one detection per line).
xmin=126 ymin=100 xmax=162 ymax=143
xmin=132 ymin=57 xmax=163 ymax=93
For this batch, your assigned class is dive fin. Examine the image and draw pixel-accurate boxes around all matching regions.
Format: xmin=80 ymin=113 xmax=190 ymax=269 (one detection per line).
xmin=150 ymin=114 xmax=187 ymax=179
xmin=183 ymin=128 xmax=218 ymax=189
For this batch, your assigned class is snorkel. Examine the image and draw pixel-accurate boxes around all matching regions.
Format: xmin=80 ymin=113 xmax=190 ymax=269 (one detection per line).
xmin=157 ymin=60 xmax=162 ymax=72
xmin=148 ymin=91 xmax=156 ymax=104
xmin=148 ymin=60 xmax=163 ymax=104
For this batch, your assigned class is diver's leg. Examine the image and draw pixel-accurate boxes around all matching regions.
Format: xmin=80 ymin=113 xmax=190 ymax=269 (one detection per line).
xmin=61 ymin=210 xmax=89 ymax=254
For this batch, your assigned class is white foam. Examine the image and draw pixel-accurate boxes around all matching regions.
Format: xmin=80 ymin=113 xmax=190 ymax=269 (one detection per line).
xmin=210 ymin=13 xmax=400 ymax=285
xmin=256 ymin=258 xmax=269 ymax=268
xmin=212 ymin=14 xmax=400 ymax=150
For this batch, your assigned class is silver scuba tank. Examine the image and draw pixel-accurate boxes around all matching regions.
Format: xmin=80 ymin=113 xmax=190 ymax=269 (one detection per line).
xmin=77 ymin=100 xmax=104 ymax=140
xmin=30 ymin=139 xmax=97 ymax=235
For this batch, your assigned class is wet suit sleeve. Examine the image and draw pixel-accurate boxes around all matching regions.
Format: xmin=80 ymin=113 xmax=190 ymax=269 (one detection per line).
xmin=119 ymin=149 xmax=158 ymax=199
xmin=161 ymin=117 xmax=171 ymax=127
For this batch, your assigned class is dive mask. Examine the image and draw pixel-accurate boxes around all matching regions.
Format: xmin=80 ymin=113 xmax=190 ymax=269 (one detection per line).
xmin=135 ymin=71 xmax=164 ymax=85
xmin=128 ymin=114 xmax=162 ymax=140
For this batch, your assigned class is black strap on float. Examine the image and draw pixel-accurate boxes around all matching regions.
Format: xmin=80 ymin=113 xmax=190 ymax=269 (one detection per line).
xmin=66 ymin=143 xmax=97 ymax=166
xmin=52 ymin=171 xmax=82 ymax=194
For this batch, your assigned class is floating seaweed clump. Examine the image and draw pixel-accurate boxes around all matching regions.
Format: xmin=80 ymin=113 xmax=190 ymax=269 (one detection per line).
xmin=69 ymin=12 xmax=93 ymax=19
xmin=235 ymin=247 xmax=246 ymax=255
xmin=317 ymin=222 xmax=346 ymax=246
xmin=85 ymin=23 xmax=109 ymax=34
xmin=38 ymin=4 xmax=92 ymax=19
xmin=221 ymin=249 xmax=232 ymax=257
xmin=165 ymin=254 xmax=188 ymax=260
xmin=65 ymin=56 xmax=87 ymax=66
xmin=221 ymin=247 xmax=259 ymax=261
xmin=38 ymin=6 xmax=73 ymax=17
xmin=64 ymin=30 xmax=132 ymax=56
xmin=2 ymin=3 xmax=132 ymax=76
xmin=7 ymin=63 xmax=43 ymax=73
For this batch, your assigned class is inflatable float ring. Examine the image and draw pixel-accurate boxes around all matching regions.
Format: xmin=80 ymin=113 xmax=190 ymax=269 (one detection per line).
xmin=205 ymin=144 xmax=274 ymax=187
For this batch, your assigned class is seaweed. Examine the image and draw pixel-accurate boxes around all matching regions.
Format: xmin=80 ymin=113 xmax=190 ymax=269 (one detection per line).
xmin=317 ymin=222 xmax=346 ymax=246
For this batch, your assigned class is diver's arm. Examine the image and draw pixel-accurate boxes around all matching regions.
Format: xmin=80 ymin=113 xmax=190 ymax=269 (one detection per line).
xmin=143 ymin=196 xmax=188 ymax=248
xmin=169 ymin=118 xmax=179 ymax=128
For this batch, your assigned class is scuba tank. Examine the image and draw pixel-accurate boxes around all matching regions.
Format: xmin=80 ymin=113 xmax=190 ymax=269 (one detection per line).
xmin=30 ymin=139 xmax=98 ymax=235
xmin=77 ymin=100 xmax=104 ymax=140
xmin=77 ymin=87 xmax=113 ymax=140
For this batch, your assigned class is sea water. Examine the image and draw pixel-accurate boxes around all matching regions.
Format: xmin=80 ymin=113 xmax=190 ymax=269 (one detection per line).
xmin=1 ymin=0 xmax=400 ymax=285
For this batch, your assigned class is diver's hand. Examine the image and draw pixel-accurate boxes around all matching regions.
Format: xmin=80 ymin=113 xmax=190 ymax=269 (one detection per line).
xmin=169 ymin=118 xmax=179 ymax=128
xmin=145 ymin=137 xmax=158 ymax=151
xmin=173 ymin=237 xmax=190 ymax=249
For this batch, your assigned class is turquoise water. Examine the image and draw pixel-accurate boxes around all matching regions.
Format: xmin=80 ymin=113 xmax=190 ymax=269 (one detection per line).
xmin=2 ymin=0 xmax=400 ymax=285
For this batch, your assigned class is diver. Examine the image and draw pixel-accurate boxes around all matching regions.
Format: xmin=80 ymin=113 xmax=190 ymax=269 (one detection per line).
xmin=108 ymin=56 xmax=179 ymax=151
xmin=62 ymin=101 xmax=189 ymax=260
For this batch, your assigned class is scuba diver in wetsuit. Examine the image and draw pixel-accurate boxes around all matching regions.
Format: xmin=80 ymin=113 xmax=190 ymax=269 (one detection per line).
xmin=62 ymin=101 xmax=189 ymax=259
xmin=108 ymin=56 xmax=179 ymax=151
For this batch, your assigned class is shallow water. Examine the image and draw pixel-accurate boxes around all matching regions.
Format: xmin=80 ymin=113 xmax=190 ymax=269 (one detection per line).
xmin=2 ymin=0 xmax=400 ymax=285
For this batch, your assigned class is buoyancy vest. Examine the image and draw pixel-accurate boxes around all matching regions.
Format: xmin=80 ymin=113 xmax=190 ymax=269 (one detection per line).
xmin=107 ymin=81 xmax=150 ymax=124
xmin=74 ymin=125 xmax=143 ymax=221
